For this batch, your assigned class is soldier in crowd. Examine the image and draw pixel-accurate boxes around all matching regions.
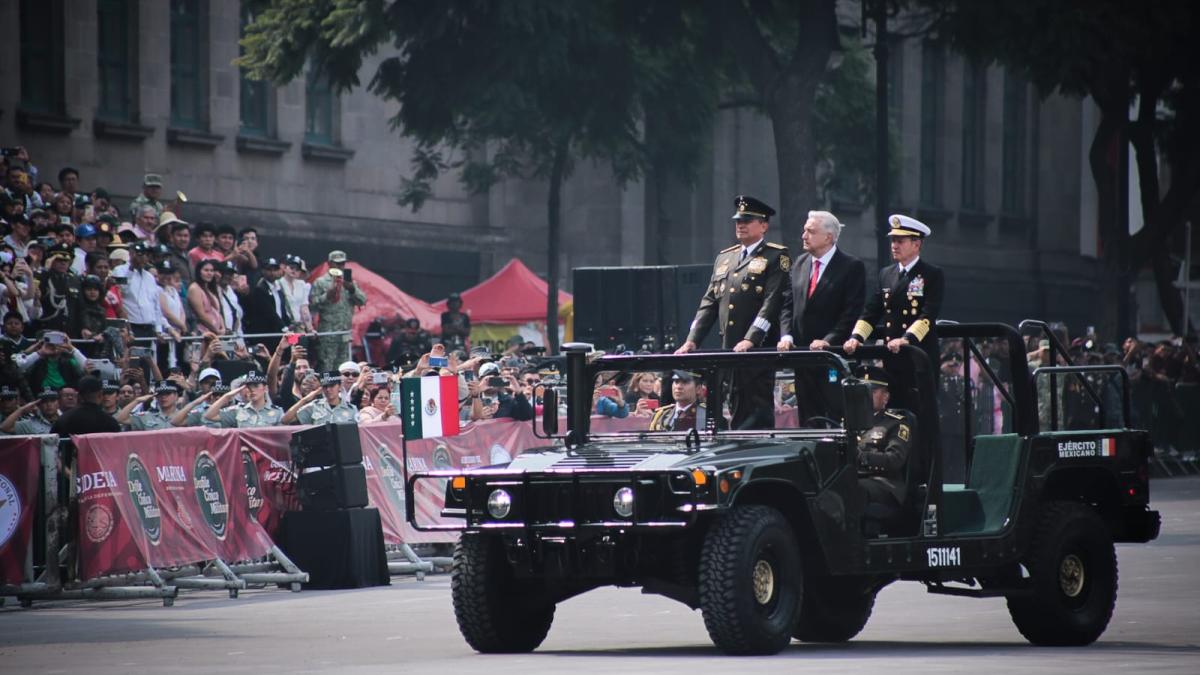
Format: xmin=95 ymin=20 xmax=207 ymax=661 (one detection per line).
xmin=309 ymin=250 xmax=367 ymax=372
xmin=855 ymin=366 xmax=917 ymax=529
xmin=844 ymin=214 xmax=944 ymax=370
xmin=648 ymin=370 xmax=708 ymax=432
xmin=99 ymin=379 xmax=120 ymax=415
xmin=388 ymin=317 xmax=432 ymax=365
xmin=203 ymin=371 xmax=284 ymax=428
xmin=0 ymin=389 xmax=60 ymax=435
xmin=676 ymin=195 xmax=790 ymax=429
xmin=128 ymin=173 xmax=165 ymax=219
xmin=118 ymin=380 xmax=185 ymax=431
xmin=441 ymin=293 xmax=471 ymax=349
xmin=282 ymin=371 xmax=359 ymax=425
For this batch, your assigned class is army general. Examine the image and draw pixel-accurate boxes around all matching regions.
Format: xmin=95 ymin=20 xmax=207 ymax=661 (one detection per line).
xmin=676 ymin=195 xmax=789 ymax=429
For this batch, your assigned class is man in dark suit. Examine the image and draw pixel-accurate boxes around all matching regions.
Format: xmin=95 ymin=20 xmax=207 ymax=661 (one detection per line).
xmin=676 ymin=195 xmax=790 ymax=429
xmin=777 ymin=210 xmax=866 ymax=422
xmin=243 ymin=257 xmax=292 ymax=345
xmin=844 ymin=215 xmax=945 ymax=401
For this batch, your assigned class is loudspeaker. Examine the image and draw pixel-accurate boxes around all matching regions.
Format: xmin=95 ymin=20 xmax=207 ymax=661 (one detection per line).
xmin=572 ymin=265 xmax=720 ymax=352
xmin=298 ymin=465 xmax=369 ymax=510
xmin=572 ymin=267 xmax=606 ymax=344
xmin=290 ymin=422 xmax=363 ymax=468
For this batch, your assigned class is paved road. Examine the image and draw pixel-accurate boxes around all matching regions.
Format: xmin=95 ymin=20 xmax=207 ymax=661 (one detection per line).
xmin=4 ymin=477 xmax=1199 ymax=674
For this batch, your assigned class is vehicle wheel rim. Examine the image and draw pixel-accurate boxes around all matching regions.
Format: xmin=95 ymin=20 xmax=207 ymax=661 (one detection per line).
xmin=1059 ymin=553 xmax=1085 ymax=598
xmin=752 ymin=559 xmax=775 ymax=605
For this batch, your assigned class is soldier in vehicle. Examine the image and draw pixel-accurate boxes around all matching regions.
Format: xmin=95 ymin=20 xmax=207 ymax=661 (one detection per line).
xmin=203 ymin=371 xmax=284 ymax=428
xmin=648 ymin=370 xmax=708 ymax=432
xmin=855 ymin=366 xmax=917 ymax=526
xmin=676 ymin=195 xmax=790 ymax=430
xmin=283 ymin=371 xmax=359 ymax=425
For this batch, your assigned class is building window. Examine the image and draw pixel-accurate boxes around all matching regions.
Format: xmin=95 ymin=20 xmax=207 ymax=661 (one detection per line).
xmin=97 ymin=0 xmax=136 ymax=122
xmin=1002 ymin=71 xmax=1028 ymax=216
xmin=239 ymin=6 xmax=272 ymax=137
xmin=170 ymin=0 xmax=208 ymax=130
xmin=919 ymin=41 xmax=944 ymax=207
xmin=305 ymin=67 xmax=336 ymax=145
xmin=960 ymin=60 xmax=987 ymax=211
xmin=19 ymin=0 xmax=65 ymax=114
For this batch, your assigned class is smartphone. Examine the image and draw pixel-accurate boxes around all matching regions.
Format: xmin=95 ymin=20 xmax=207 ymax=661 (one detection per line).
xmin=462 ymin=370 xmax=477 ymax=383
xmin=342 ymin=268 xmax=353 ymax=284
xmin=644 ymin=399 xmax=660 ymax=410
xmin=429 ymin=355 xmax=449 ymax=368
xmin=286 ymin=333 xmax=300 ymax=345
xmin=371 ymin=372 xmax=389 ymax=385
xmin=487 ymin=376 xmax=506 ymax=388
xmin=598 ymin=386 xmax=619 ymax=399
xmin=481 ymin=395 xmax=497 ymax=408
xmin=45 ymin=331 xmax=66 ymax=346
xmin=129 ymin=346 xmax=153 ymax=359
xmin=105 ymin=318 xmax=129 ymax=330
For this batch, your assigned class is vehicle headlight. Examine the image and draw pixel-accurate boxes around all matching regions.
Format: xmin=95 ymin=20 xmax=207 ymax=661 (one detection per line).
xmin=613 ymin=486 xmax=635 ymax=518
xmin=487 ymin=489 xmax=512 ymax=519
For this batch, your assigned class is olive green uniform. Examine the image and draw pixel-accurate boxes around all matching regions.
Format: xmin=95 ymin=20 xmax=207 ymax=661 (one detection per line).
xmin=309 ymin=274 xmax=367 ymax=372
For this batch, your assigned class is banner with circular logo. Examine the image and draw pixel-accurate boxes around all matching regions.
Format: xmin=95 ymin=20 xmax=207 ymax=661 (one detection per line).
xmin=193 ymin=452 xmax=229 ymax=540
xmin=125 ymin=454 xmax=162 ymax=546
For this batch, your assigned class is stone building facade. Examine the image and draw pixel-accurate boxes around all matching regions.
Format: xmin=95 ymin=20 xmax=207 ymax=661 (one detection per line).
xmin=0 ymin=0 xmax=1111 ymax=335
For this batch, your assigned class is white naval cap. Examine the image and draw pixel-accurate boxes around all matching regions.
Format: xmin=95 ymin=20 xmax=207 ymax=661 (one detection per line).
xmin=887 ymin=214 xmax=931 ymax=238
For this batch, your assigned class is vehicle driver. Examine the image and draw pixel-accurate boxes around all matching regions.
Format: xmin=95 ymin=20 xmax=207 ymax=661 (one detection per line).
xmin=855 ymin=366 xmax=916 ymax=525
xmin=649 ymin=370 xmax=708 ymax=432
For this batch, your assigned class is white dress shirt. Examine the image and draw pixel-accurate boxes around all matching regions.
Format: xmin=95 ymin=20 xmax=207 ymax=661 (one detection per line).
xmin=125 ymin=266 xmax=164 ymax=327
xmin=780 ymin=246 xmax=838 ymax=345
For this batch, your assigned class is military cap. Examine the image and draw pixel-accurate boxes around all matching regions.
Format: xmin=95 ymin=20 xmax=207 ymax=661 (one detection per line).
xmin=672 ymin=370 xmax=700 ymax=382
xmin=211 ymin=383 xmax=231 ymax=395
xmin=143 ymin=173 xmax=164 ymax=187
xmin=38 ymin=389 xmax=60 ymax=401
xmin=45 ymin=243 xmax=75 ymax=261
xmin=242 ymin=371 xmax=268 ymax=385
xmin=327 ymin=250 xmax=347 ymax=263
xmin=886 ymin=214 xmax=931 ymax=238
xmin=320 ymin=372 xmax=342 ymax=386
xmin=154 ymin=380 xmax=182 ymax=395
xmin=855 ymin=365 xmax=890 ymax=388
xmin=81 ymin=274 xmax=104 ymax=290
xmin=262 ymin=256 xmax=282 ymax=269
xmin=731 ymin=195 xmax=776 ymax=221
xmin=101 ymin=379 xmax=121 ymax=393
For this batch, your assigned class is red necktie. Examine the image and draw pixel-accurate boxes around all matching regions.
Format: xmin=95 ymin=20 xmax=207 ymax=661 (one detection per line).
xmin=807 ymin=260 xmax=821 ymax=298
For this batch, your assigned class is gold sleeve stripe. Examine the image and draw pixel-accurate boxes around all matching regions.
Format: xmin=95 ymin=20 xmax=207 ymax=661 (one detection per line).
xmin=853 ymin=320 xmax=873 ymax=340
xmin=908 ymin=319 xmax=931 ymax=341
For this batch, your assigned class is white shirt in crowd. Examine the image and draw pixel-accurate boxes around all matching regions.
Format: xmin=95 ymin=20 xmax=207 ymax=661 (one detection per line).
xmin=124 ymin=266 xmax=164 ymax=327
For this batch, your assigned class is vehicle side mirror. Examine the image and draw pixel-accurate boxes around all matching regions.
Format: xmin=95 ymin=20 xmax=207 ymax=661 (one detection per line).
xmin=842 ymin=379 xmax=872 ymax=435
xmin=541 ymin=388 xmax=558 ymax=435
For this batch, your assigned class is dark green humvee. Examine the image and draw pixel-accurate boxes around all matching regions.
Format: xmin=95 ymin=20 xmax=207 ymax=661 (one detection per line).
xmin=408 ymin=321 xmax=1160 ymax=655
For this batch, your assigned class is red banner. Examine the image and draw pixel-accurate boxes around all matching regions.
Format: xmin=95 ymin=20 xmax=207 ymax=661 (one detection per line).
xmin=74 ymin=429 xmax=275 ymax=580
xmin=0 ymin=437 xmax=41 ymax=585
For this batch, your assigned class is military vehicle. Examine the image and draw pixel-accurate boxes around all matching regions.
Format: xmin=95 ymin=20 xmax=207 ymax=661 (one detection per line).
xmin=408 ymin=321 xmax=1160 ymax=655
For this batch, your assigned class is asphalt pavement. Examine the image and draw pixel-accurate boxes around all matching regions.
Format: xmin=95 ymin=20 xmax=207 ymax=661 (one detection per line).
xmin=3 ymin=476 xmax=1198 ymax=675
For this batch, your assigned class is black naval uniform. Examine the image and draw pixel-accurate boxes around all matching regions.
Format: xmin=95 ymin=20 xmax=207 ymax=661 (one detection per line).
xmin=851 ymin=259 xmax=944 ymax=378
xmin=686 ymin=239 xmax=790 ymax=429
xmin=857 ymin=408 xmax=917 ymax=517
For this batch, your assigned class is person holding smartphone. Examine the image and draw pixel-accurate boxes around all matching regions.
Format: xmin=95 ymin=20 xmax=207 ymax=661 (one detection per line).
xmin=309 ymin=250 xmax=366 ymax=371
xmin=471 ymin=361 xmax=533 ymax=421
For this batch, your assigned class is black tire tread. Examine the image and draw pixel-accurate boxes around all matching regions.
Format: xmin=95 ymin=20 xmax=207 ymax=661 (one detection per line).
xmin=451 ymin=534 xmax=555 ymax=653
xmin=1006 ymin=500 xmax=1118 ymax=646
xmin=698 ymin=504 xmax=801 ymax=655
xmin=793 ymin=580 xmax=875 ymax=642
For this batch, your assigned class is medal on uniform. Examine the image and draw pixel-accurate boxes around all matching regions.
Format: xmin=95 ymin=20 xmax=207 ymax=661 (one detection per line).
xmin=715 ymin=263 xmax=728 ymax=276
xmin=747 ymin=257 xmax=767 ymax=274
xmin=908 ymin=275 xmax=925 ymax=296
xmin=741 ymin=283 xmax=749 ymax=291
xmin=755 ymin=285 xmax=763 ymax=294
xmin=780 ymin=255 xmax=790 ymax=272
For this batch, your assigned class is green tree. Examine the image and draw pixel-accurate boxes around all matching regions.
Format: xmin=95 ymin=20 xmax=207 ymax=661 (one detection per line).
xmin=239 ymin=0 xmax=716 ymax=353
xmin=930 ymin=0 xmax=1200 ymax=335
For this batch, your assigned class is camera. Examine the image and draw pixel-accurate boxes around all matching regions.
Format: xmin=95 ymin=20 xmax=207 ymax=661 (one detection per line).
xmin=371 ymin=372 xmax=389 ymax=385
xmin=44 ymin=331 xmax=67 ymax=346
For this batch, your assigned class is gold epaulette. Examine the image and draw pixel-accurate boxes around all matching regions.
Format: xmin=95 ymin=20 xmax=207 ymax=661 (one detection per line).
xmin=765 ymin=242 xmax=787 ymax=250
xmin=720 ymin=244 xmax=740 ymax=253
xmin=884 ymin=410 xmax=906 ymax=420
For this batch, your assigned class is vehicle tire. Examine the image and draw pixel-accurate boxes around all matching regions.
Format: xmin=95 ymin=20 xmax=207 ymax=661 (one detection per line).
xmin=699 ymin=505 xmax=803 ymax=655
xmin=452 ymin=533 xmax=555 ymax=653
xmin=793 ymin=578 xmax=875 ymax=642
xmin=1006 ymin=500 xmax=1118 ymax=646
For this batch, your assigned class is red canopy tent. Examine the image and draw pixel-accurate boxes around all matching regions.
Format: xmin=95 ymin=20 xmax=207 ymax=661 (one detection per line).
xmin=307 ymin=262 xmax=442 ymax=355
xmin=431 ymin=258 xmax=572 ymax=323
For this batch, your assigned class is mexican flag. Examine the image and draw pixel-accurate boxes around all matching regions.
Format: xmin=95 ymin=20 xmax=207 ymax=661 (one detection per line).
xmin=401 ymin=376 xmax=461 ymax=440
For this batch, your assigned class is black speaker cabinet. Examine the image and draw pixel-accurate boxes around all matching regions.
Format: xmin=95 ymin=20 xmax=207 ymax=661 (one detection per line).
xmin=298 ymin=465 xmax=369 ymax=511
xmin=290 ymin=422 xmax=363 ymax=468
